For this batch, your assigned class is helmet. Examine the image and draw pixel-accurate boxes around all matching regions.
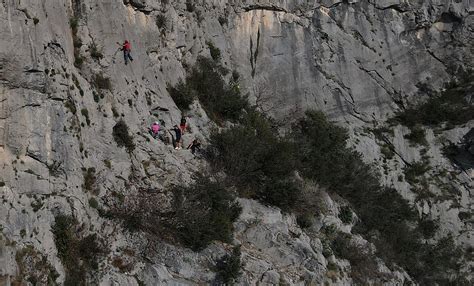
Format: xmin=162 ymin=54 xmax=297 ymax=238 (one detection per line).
xmin=125 ymin=40 xmax=129 ymax=43
xmin=154 ymin=121 xmax=159 ymax=125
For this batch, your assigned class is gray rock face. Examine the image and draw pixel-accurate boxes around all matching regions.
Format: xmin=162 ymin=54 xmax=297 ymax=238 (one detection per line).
xmin=0 ymin=0 xmax=472 ymax=285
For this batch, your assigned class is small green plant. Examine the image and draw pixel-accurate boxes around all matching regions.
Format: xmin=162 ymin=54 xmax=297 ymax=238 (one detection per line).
xmin=418 ymin=218 xmax=439 ymax=238
xmin=218 ymin=16 xmax=228 ymax=26
xmin=215 ymin=246 xmax=241 ymax=284
xmin=404 ymin=125 xmax=428 ymax=146
xmin=111 ymin=106 xmax=119 ymax=118
xmin=168 ymin=56 xmax=248 ymax=121
xmin=112 ymin=120 xmax=135 ymax=153
xmin=70 ymin=17 xmax=79 ymax=31
xmin=93 ymin=73 xmax=112 ymax=90
xmin=391 ymin=71 xmax=474 ymax=128
xmin=14 ymin=246 xmax=59 ymax=285
xmin=90 ymin=43 xmax=104 ymax=60
xmin=330 ymin=232 xmax=382 ymax=284
xmin=31 ymin=199 xmax=43 ymax=212
xmin=207 ymin=41 xmax=221 ymax=62
xmin=167 ymin=81 xmax=195 ymax=111
xmin=93 ymin=91 xmax=100 ymax=103
xmin=156 ymin=14 xmax=167 ymax=30
xmin=64 ymin=100 xmax=77 ymax=114
xmin=338 ymin=206 xmax=353 ymax=224
xmin=404 ymin=160 xmax=430 ymax=185
xmin=170 ymin=176 xmax=242 ymax=251
xmin=296 ymin=213 xmax=313 ymax=228
xmin=185 ymin=0 xmax=195 ymax=12
xmin=82 ymin=167 xmax=97 ymax=193
xmin=380 ymin=145 xmax=394 ymax=159
xmin=74 ymin=54 xmax=84 ymax=68
xmin=52 ymin=215 xmax=104 ymax=285
xmin=89 ymin=198 xmax=99 ymax=209
xmin=104 ymin=159 xmax=112 ymax=169
xmin=81 ymin=108 xmax=90 ymax=126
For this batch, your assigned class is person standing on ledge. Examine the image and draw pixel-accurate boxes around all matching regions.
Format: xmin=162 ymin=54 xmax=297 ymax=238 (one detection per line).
xmin=170 ymin=125 xmax=183 ymax=150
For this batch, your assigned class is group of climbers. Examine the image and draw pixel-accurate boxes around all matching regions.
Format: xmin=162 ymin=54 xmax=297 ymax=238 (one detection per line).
xmin=118 ymin=40 xmax=201 ymax=155
xmin=148 ymin=117 xmax=201 ymax=154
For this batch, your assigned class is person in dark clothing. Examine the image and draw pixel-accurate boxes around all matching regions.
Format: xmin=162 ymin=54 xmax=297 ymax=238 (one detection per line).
xmin=187 ymin=138 xmax=201 ymax=155
xmin=170 ymin=125 xmax=182 ymax=149
xmin=179 ymin=116 xmax=187 ymax=134
xmin=121 ymin=40 xmax=133 ymax=65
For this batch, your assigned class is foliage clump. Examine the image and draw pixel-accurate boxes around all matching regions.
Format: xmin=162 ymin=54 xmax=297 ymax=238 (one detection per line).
xmin=52 ymin=215 xmax=104 ymax=285
xmin=168 ymin=175 xmax=242 ymax=251
xmin=14 ymin=246 xmax=59 ymax=285
xmin=404 ymin=124 xmax=428 ymax=146
xmin=215 ymin=246 xmax=242 ymax=285
xmin=82 ymin=167 xmax=97 ymax=193
xmin=108 ymin=175 xmax=241 ymax=252
xmin=208 ymin=108 xmax=464 ymax=284
xmin=209 ymin=110 xmax=299 ymax=212
xmin=207 ymin=41 xmax=221 ymax=62
xmin=90 ymin=43 xmax=104 ymax=60
xmin=392 ymin=70 xmax=474 ymax=128
xmin=168 ymin=56 xmax=248 ymax=122
xmin=93 ymin=73 xmax=112 ymax=90
xmin=113 ymin=120 xmax=135 ymax=153
xmin=156 ymin=14 xmax=167 ymax=30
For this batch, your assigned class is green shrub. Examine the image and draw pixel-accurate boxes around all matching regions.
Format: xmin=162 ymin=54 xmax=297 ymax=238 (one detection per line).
xmin=296 ymin=213 xmax=313 ymax=228
xmin=291 ymin=111 xmax=463 ymax=284
xmin=89 ymin=198 xmax=99 ymax=209
xmin=331 ymin=232 xmax=382 ymax=284
xmin=33 ymin=17 xmax=39 ymax=25
xmin=380 ymin=145 xmax=394 ymax=159
xmin=418 ymin=218 xmax=439 ymax=238
xmin=52 ymin=215 xmax=104 ymax=285
xmin=404 ymin=125 xmax=428 ymax=146
xmin=391 ymin=71 xmax=474 ymax=128
xmin=113 ymin=120 xmax=135 ymax=153
xmin=218 ymin=16 xmax=228 ymax=26
xmin=82 ymin=167 xmax=97 ymax=193
xmin=338 ymin=206 xmax=353 ymax=224
xmin=169 ymin=56 xmax=248 ymax=122
xmin=169 ymin=175 xmax=242 ymax=251
xmin=210 ymin=111 xmax=296 ymax=194
xmin=294 ymin=111 xmax=376 ymax=195
xmin=81 ymin=108 xmax=90 ymax=126
xmin=190 ymin=57 xmax=248 ymax=122
xmin=403 ymin=160 xmax=430 ymax=185
xmin=64 ymin=100 xmax=77 ymax=114
xmin=207 ymin=41 xmax=221 ymax=62
xmin=70 ymin=17 xmax=79 ymax=31
xmin=167 ymin=81 xmax=195 ymax=111
xmin=257 ymin=180 xmax=301 ymax=212
xmin=185 ymin=0 xmax=195 ymax=12
xmin=90 ymin=43 xmax=103 ymax=60
xmin=215 ymin=246 xmax=241 ymax=285
xmin=93 ymin=73 xmax=112 ymax=90
xmin=15 ymin=246 xmax=58 ymax=285
xmin=74 ymin=54 xmax=83 ymax=68
xmin=156 ymin=14 xmax=166 ymax=30
xmin=108 ymin=174 xmax=241 ymax=251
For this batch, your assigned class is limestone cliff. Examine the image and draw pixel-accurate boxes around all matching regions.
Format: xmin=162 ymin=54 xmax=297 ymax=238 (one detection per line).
xmin=0 ymin=0 xmax=472 ymax=285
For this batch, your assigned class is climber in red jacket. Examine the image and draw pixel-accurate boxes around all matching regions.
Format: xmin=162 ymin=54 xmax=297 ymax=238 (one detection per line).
xmin=121 ymin=40 xmax=133 ymax=65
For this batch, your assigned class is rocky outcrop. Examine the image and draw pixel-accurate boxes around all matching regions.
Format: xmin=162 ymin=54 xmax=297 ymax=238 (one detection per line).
xmin=0 ymin=0 xmax=472 ymax=285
